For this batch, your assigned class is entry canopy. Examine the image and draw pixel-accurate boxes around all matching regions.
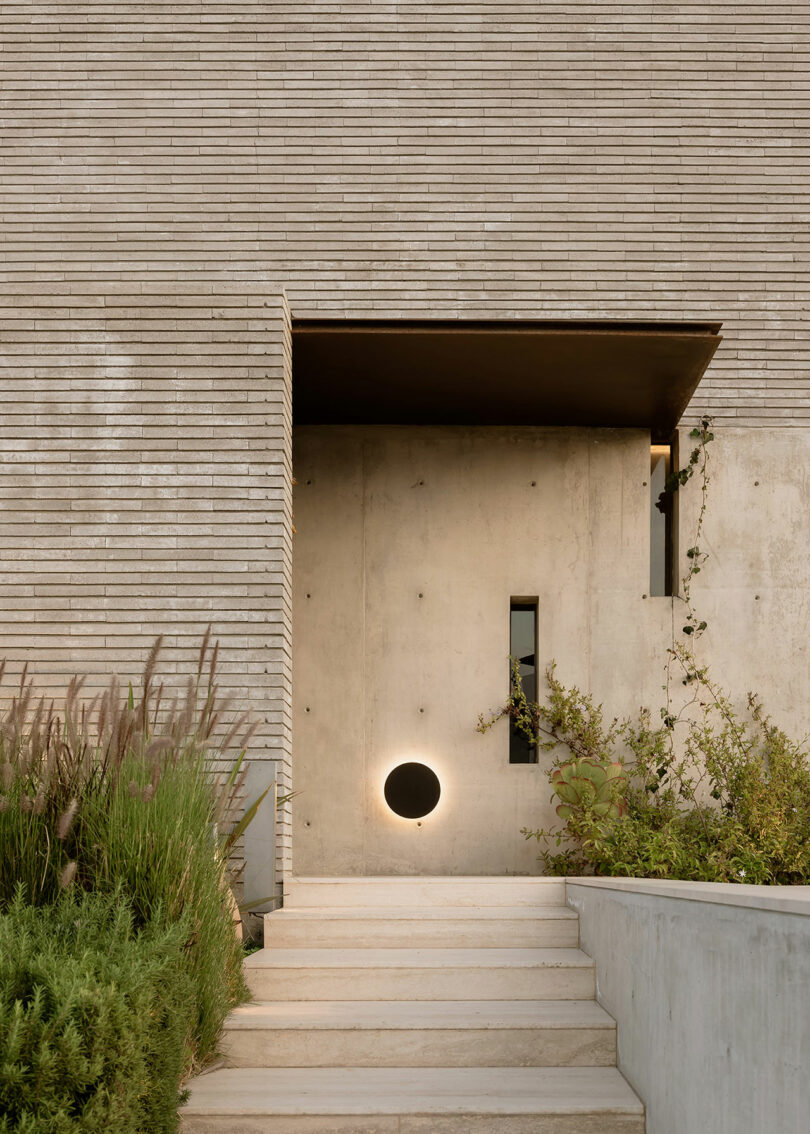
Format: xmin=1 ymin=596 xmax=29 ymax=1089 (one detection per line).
xmin=292 ymin=319 xmax=722 ymax=435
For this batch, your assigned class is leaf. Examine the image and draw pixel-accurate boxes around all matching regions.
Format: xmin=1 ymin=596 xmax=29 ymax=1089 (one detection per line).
xmin=568 ymin=776 xmax=597 ymax=805
xmin=220 ymin=782 xmax=275 ymax=857
xmin=553 ymin=781 xmax=580 ymax=805
xmin=601 ymin=762 xmax=626 ymax=783
xmin=238 ymin=894 xmax=279 ymax=913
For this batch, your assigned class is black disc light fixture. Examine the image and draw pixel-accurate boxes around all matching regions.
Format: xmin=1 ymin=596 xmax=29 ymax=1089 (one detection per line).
xmin=384 ymin=762 xmax=441 ymax=819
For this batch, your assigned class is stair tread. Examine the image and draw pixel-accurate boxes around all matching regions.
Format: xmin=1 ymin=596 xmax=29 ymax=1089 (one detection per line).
xmin=183 ymin=1066 xmax=643 ymax=1116
xmin=245 ymin=947 xmax=592 ymax=969
xmin=225 ymin=999 xmax=615 ymax=1030
xmin=268 ymin=905 xmax=577 ymax=920
xmin=288 ymin=876 xmax=562 ymax=884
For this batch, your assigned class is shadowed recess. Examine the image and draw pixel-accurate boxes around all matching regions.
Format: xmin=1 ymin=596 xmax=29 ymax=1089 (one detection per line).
xmin=293 ymin=319 xmax=722 ymax=434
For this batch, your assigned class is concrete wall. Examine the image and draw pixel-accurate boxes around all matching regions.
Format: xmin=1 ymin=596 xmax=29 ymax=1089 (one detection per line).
xmin=677 ymin=426 xmax=810 ymax=722
xmin=567 ymin=878 xmax=810 ymax=1134
xmin=0 ymin=283 xmax=294 ymax=880
xmin=3 ymin=3 xmax=810 ymax=423
xmin=292 ymin=424 xmax=810 ymax=875
xmin=292 ymin=425 xmax=669 ymax=875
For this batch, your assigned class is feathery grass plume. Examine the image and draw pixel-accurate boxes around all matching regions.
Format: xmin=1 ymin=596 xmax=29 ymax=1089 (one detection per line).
xmin=140 ymin=635 xmax=163 ymax=734
xmin=0 ymin=633 xmax=277 ymax=1069
xmin=57 ymin=799 xmax=79 ymax=840
xmin=179 ymin=674 xmax=196 ymax=742
xmin=96 ymin=684 xmax=108 ymax=746
xmin=150 ymin=679 xmax=164 ymax=734
xmin=59 ymin=861 xmax=77 ymax=888
xmin=196 ymin=624 xmax=212 ymax=686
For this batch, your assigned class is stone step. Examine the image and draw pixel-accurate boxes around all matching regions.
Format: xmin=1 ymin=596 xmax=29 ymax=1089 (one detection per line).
xmin=264 ymin=904 xmax=579 ymax=948
xmin=222 ymin=998 xmax=617 ymax=1068
xmin=243 ymin=947 xmax=595 ymax=1001
xmin=283 ymin=875 xmax=567 ymax=908
xmin=181 ymin=1066 xmax=645 ymax=1133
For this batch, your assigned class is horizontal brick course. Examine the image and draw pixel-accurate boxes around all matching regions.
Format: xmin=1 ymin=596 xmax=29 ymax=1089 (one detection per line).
xmin=1 ymin=3 xmax=809 ymax=418
xmin=1 ymin=4 xmax=809 ymax=883
xmin=0 ymin=284 xmax=293 ymax=875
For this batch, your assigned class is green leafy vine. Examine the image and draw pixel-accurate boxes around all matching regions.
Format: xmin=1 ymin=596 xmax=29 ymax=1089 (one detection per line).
xmin=477 ymin=421 xmax=810 ymax=882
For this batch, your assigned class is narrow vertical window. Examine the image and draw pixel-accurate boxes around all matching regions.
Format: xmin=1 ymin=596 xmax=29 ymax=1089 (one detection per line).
xmin=650 ymin=443 xmax=673 ymax=596
xmin=509 ymin=599 xmax=538 ymax=764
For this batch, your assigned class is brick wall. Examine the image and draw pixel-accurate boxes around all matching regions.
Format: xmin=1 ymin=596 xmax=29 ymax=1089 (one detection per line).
xmin=0 ymin=2 xmax=809 ymax=421
xmin=0 ymin=283 xmax=293 ymax=876
xmin=1 ymin=3 xmax=810 ymax=883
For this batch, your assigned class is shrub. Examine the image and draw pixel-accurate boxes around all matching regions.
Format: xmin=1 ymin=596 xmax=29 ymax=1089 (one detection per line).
xmin=509 ymin=660 xmax=810 ymax=883
xmin=480 ymin=417 xmax=810 ymax=883
xmin=0 ymin=632 xmax=258 ymax=1070
xmin=0 ymin=886 xmax=194 ymax=1134
xmin=77 ymin=750 xmax=248 ymax=1065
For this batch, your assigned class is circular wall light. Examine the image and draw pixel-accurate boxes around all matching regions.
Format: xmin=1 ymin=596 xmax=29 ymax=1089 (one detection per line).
xmin=384 ymin=762 xmax=441 ymax=819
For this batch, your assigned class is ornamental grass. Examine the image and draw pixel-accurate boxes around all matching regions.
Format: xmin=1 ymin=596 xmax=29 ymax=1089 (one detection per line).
xmin=0 ymin=630 xmax=259 ymax=1075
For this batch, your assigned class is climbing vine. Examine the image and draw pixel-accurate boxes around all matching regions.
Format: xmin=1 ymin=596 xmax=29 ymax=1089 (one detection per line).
xmin=477 ymin=421 xmax=810 ymax=883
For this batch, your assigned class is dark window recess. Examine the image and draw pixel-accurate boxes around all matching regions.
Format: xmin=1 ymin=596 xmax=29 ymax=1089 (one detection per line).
xmin=510 ymin=601 xmax=538 ymax=764
xmin=384 ymin=762 xmax=441 ymax=819
xmin=650 ymin=444 xmax=674 ymax=597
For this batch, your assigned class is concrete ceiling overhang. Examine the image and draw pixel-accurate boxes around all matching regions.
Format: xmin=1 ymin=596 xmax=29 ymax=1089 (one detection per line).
xmin=292 ymin=320 xmax=722 ymax=435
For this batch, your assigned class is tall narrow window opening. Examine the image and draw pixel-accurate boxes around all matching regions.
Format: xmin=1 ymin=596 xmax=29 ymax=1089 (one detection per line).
xmin=650 ymin=443 xmax=674 ymax=597
xmin=509 ymin=599 xmax=538 ymax=764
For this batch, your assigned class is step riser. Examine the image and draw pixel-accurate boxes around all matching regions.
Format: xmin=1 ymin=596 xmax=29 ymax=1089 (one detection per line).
xmin=284 ymin=880 xmax=567 ymax=908
xmin=265 ymin=920 xmax=579 ymax=949
xmin=222 ymin=1026 xmax=616 ymax=1068
xmin=245 ymin=967 xmax=595 ymax=1001
xmin=184 ymin=874 xmax=645 ymax=1132
xmin=182 ymin=1115 xmax=644 ymax=1133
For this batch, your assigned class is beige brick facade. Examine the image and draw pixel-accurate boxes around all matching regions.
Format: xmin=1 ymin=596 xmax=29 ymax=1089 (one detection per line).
xmin=2 ymin=3 xmax=810 ymax=421
xmin=1 ymin=3 xmax=809 ymax=883
xmin=0 ymin=284 xmax=293 ymax=875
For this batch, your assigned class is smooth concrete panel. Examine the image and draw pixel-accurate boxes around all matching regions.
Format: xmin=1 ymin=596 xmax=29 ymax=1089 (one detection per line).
xmin=677 ymin=426 xmax=810 ymax=739
xmin=567 ymin=879 xmax=810 ymax=1134
xmin=291 ymin=432 xmax=367 ymax=875
xmin=292 ymin=426 xmax=659 ymax=875
xmin=293 ymin=425 xmax=810 ymax=877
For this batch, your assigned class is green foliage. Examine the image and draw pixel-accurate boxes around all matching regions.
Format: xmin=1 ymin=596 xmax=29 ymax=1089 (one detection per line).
xmin=0 ymin=887 xmax=194 ymax=1134
xmin=551 ymin=758 xmax=628 ymax=822
xmin=0 ymin=632 xmax=268 ymax=1072
xmin=519 ymin=659 xmax=810 ymax=882
xmin=483 ymin=419 xmax=810 ymax=883
xmin=477 ymin=657 xmax=542 ymax=750
xmin=75 ymin=751 xmax=247 ymax=1065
